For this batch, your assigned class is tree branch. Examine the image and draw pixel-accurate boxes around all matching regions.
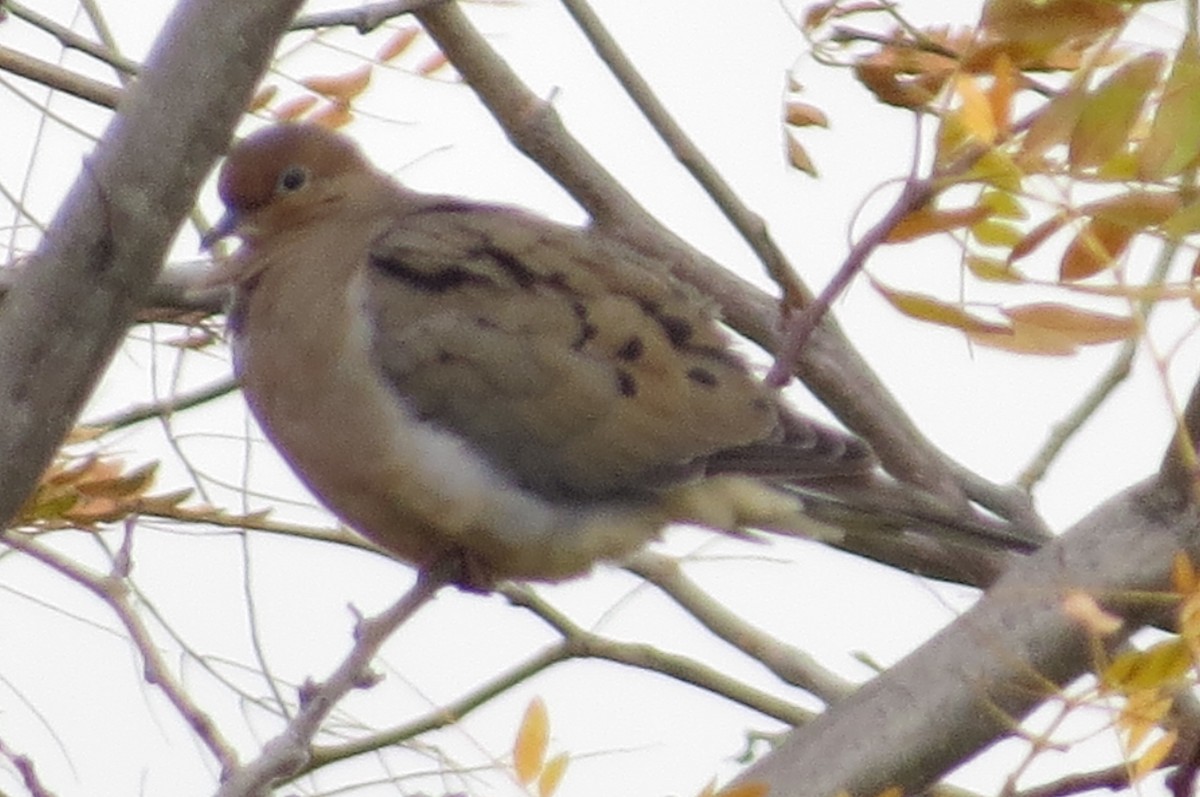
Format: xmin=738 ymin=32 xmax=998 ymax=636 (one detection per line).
xmin=0 ymin=0 xmax=304 ymax=528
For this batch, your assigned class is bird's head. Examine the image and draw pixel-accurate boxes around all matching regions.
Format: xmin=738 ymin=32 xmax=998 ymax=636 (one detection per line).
xmin=202 ymin=123 xmax=371 ymax=251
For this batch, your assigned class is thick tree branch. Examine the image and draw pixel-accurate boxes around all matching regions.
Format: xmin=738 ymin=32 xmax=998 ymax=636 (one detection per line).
xmin=731 ymin=477 xmax=1200 ymax=796
xmin=0 ymin=0 xmax=304 ymax=528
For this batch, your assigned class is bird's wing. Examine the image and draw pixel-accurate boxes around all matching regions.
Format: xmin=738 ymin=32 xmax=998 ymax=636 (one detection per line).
xmin=362 ymin=200 xmax=785 ymax=501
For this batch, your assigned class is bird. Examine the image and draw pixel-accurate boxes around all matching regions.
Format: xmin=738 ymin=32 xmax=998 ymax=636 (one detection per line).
xmin=201 ymin=123 xmax=1031 ymax=588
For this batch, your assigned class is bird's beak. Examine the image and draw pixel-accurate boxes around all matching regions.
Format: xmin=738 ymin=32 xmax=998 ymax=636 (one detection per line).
xmin=200 ymin=209 xmax=241 ymax=251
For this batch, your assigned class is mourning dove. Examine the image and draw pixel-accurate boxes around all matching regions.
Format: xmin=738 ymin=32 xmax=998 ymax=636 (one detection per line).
xmin=202 ymin=123 xmax=1024 ymax=586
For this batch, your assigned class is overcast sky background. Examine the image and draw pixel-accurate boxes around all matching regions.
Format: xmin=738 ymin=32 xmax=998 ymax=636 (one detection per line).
xmin=1 ymin=1 xmax=1195 ymax=795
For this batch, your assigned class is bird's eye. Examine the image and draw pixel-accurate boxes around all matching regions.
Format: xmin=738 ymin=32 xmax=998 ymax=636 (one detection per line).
xmin=277 ymin=165 xmax=310 ymax=194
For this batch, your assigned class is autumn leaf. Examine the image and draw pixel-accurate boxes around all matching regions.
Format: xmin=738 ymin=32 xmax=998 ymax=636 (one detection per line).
xmin=871 ymin=279 xmax=1008 ymax=334
xmin=1002 ymin=303 xmax=1136 ymax=345
xmin=513 ymin=697 xmax=549 ymax=784
xmin=887 ymin=205 xmax=991 ymax=242
xmin=1060 ymin=217 xmax=1133 ymax=280
xmin=1139 ymin=35 xmax=1200 ymax=180
xmin=1069 ymin=53 xmax=1163 ymax=170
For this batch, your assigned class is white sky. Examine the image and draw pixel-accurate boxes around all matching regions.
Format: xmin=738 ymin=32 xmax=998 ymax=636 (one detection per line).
xmin=0 ymin=1 xmax=1194 ymax=796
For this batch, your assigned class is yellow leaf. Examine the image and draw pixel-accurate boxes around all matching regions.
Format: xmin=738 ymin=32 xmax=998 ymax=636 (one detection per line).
xmin=971 ymin=219 xmax=1023 ymax=248
xmin=1140 ymin=36 xmax=1200 ymax=180
xmin=981 ymin=0 xmax=1127 ymax=53
xmin=1133 ymin=730 xmax=1178 ymax=782
xmin=979 ymin=189 xmax=1026 ymax=219
xmin=955 ymin=74 xmax=996 ymax=144
xmin=872 ymin=279 xmax=1009 ymax=334
xmin=967 ymin=255 xmax=1024 ymax=282
xmin=513 ymin=697 xmax=549 ymax=784
xmin=1105 ymin=639 xmax=1192 ymax=692
xmin=1069 ymin=53 xmax=1163 ymax=170
xmin=1002 ymin=303 xmax=1136 ymax=345
xmin=965 ymin=147 xmax=1025 ymax=192
xmin=538 ymin=752 xmax=569 ymax=797
xmin=1060 ymin=217 xmax=1132 ymax=280
xmin=967 ymin=324 xmax=1077 ymax=355
xmin=1160 ymin=199 xmax=1200 ymax=239
xmin=1172 ymin=552 xmax=1198 ymax=593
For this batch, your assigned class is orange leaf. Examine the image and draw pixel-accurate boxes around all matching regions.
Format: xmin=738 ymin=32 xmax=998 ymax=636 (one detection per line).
xmin=1002 ymin=303 xmax=1135 ymax=345
xmin=1018 ymin=84 xmax=1087 ymax=165
xmin=887 ymin=206 xmax=991 ymax=243
xmin=987 ymin=52 xmax=1017 ymax=135
xmin=417 ymin=51 xmax=451 ymax=76
xmin=1140 ymin=36 xmax=1200 ymax=180
xmin=981 ymin=0 xmax=1127 ymax=52
xmin=787 ymin=133 xmax=818 ymax=177
xmin=1172 ymin=552 xmax=1198 ymax=593
xmin=272 ymin=95 xmax=318 ymax=122
xmin=301 ymin=64 xmax=372 ymax=102
xmin=1069 ymin=53 xmax=1162 ymax=170
xmin=307 ymin=101 xmax=354 ymax=130
xmin=1009 ymin=212 xmax=1070 ymax=263
xmin=376 ymin=26 xmax=420 ymax=62
xmin=246 ymin=84 xmax=278 ymax=113
xmin=1081 ymin=191 xmax=1180 ymax=228
xmin=785 ymin=100 xmax=828 ymax=128
xmin=513 ymin=697 xmax=549 ymax=784
xmin=713 ymin=783 xmax=770 ymax=797
xmin=967 ymin=325 xmax=1077 ymax=355
xmin=1060 ymin=217 xmax=1132 ymax=280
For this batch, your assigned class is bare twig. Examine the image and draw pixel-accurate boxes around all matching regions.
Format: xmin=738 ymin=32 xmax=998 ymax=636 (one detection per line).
xmin=83 ymin=376 xmax=238 ymax=431
xmin=626 ymin=551 xmax=855 ymax=703
xmin=559 ymin=0 xmax=810 ymax=307
xmin=501 ymin=583 xmax=812 ymax=725
xmin=0 ymin=45 xmax=120 ymax=108
xmin=5 ymin=2 xmax=141 ymax=78
xmin=1 ymin=529 xmax=240 ymax=774
xmin=214 ymin=569 xmax=447 ymax=797
xmin=301 ymin=644 xmax=568 ymax=774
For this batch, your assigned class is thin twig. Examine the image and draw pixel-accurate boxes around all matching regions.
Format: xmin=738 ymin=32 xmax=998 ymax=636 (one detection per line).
xmin=1 ymin=529 xmax=240 ymax=775
xmin=215 ymin=568 xmax=448 ymax=797
xmin=302 ymin=644 xmax=568 ymax=774
xmin=560 ymin=0 xmax=811 ymax=307
xmin=626 ymin=551 xmax=855 ymax=703
xmin=83 ymin=376 xmax=238 ymax=431
xmin=5 ymin=1 xmax=140 ymax=77
xmin=501 ymin=583 xmax=812 ymax=725
xmin=0 ymin=45 xmax=120 ymax=108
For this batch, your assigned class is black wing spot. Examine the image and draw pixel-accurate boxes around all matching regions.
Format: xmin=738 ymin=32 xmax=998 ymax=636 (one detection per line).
xmin=616 ymin=336 xmax=644 ymax=361
xmin=657 ymin=315 xmax=693 ymax=347
xmin=616 ymin=369 xmax=638 ymax=397
xmin=686 ymin=367 xmax=718 ymax=388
